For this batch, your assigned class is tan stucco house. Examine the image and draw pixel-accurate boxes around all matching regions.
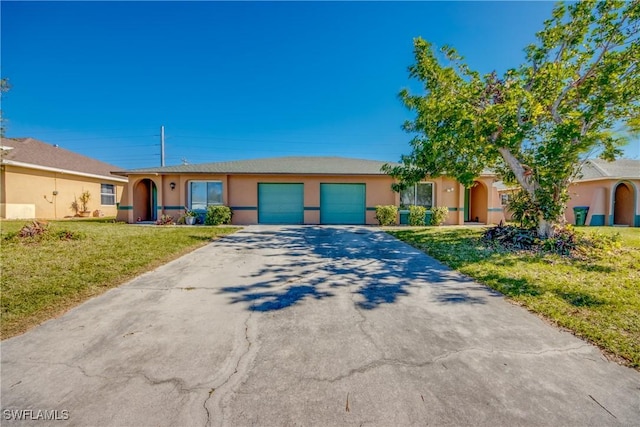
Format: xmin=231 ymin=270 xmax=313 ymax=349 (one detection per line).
xmin=0 ymin=137 xmax=127 ymax=219
xmin=498 ymin=158 xmax=640 ymax=227
xmin=114 ymin=157 xmax=505 ymax=226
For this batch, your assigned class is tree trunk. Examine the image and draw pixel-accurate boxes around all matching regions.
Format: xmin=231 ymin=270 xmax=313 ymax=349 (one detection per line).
xmin=537 ymin=217 xmax=555 ymax=239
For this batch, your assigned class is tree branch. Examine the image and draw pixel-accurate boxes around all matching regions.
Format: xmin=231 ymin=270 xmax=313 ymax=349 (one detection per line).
xmin=498 ymin=147 xmax=537 ymax=195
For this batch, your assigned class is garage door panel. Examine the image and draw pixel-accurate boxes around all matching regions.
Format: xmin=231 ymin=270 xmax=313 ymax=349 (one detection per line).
xmin=258 ymin=183 xmax=304 ymax=224
xmin=320 ymin=184 xmax=365 ymax=225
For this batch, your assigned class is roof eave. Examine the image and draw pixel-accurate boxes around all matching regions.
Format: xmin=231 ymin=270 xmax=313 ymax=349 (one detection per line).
xmin=2 ymin=159 xmax=128 ymax=183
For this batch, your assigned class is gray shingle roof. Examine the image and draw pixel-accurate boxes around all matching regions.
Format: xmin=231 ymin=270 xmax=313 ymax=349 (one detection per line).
xmin=579 ymin=158 xmax=640 ymax=180
xmin=1 ymin=137 xmax=125 ymax=180
xmin=116 ymin=156 xmax=396 ymax=176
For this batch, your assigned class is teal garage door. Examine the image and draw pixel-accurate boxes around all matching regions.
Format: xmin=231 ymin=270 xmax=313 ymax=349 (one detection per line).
xmin=258 ymin=183 xmax=304 ymax=224
xmin=320 ymin=183 xmax=366 ymax=225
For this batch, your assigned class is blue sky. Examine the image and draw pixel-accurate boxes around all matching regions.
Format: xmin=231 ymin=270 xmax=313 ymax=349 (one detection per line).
xmin=2 ymin=1 xmax=638 ymax=169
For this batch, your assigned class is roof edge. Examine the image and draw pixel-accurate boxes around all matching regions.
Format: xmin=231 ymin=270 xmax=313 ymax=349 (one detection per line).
xmin=2 ymin=159 xmax=128 ymax=183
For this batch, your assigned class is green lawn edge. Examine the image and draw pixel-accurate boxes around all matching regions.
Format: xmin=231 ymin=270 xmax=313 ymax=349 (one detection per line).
xmin=1 ymin=219 xmax=239 ymax=339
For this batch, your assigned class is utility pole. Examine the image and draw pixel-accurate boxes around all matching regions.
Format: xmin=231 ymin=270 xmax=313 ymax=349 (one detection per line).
xmin=160 ymin=125 xmax=165 ymax=167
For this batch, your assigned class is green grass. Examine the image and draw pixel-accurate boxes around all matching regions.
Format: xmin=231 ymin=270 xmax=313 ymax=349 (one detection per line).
xmin=387 ymin=226 xmax=640 ymax=368
xmin=1 ymin=219 xmax=238 ymax=338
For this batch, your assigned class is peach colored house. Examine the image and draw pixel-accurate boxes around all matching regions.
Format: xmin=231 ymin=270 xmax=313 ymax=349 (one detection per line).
xmin=566 ymin=159 xmax=640 ymax=227
xmin=498 ymin=159 xmax=640 ymax=227
xmin=114 ymin=157 xmax=504 ymax=226
xmin=0 ymin=137 xmax=127 ymax=219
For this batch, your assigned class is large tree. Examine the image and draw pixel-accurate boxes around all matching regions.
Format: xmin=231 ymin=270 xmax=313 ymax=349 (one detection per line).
xmin=384 ymin=0 xmax=640 ymax=237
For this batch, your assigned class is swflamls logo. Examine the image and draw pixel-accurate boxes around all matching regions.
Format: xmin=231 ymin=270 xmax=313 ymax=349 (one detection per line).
xmin=3 ymin=409 xmax=69 ymax=421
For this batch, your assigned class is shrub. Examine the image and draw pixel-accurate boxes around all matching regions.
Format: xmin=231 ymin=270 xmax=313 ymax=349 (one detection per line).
xmin=506 ymin=190 xmax=538 ymax=228
xmin=4 ymin=221 xmax=84 ymax=243
xmin=375 ymin=205 xmax=398 ymax=226
xmin=430 ymin=206 xmax=449 ymax=226
xmin=408 ymin=205 xmax=427 ymax=226
xmin=585 ymin=231 xmax=622 ymax=251
xmin=205 ymin=205 xmax=232 ymax=225
xmin=541 ymin=227 xmax=578 ymax=255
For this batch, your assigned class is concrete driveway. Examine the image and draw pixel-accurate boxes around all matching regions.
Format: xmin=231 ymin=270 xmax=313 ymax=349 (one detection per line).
xmin=2 ymin=226 xmax=639 ymax=426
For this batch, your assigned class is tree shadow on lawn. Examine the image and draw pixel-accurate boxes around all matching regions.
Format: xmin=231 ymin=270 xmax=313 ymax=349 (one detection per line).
xmin=388 ymin=229 xmax=614 ymax=307
xmin=217 ymin=226 xmax=498 ymax=312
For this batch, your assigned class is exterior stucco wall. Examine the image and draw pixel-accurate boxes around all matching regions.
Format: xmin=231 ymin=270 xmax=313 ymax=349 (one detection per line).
xmin=567 ymin=179 xmax=640 ymax=227
xmin=120 ymin=172 xmax=504 ymax=226
xmin=1 ymin=165 xmax=125 ymax=219
xmin=226 ymin=175 xmax=398 ymax=225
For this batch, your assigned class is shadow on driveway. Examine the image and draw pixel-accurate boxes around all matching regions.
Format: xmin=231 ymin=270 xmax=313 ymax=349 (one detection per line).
xmin=218 ymin=226 xmax=498 ymax=311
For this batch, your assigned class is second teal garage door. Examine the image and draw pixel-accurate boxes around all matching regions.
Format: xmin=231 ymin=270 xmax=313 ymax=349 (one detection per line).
xmin=258 ymin=183 xmax=304 ymax=224
xmin=320 ymin=183 xmax=366 ymax=224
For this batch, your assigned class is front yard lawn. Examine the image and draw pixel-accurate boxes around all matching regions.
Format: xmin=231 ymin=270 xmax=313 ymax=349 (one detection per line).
xmin=1 ymin=219 xmax=238 ymax=339
xmin=387 ymin=226 xmax=640 ymax=369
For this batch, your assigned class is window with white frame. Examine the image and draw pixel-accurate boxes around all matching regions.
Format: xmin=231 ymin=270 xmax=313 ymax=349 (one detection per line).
xmin=500 ymin=193 xmax=511 ymax=206
xmin=400 ymin=182 xmax=434 ymax=208
xmin=189 ymin=181 xmax=223 ymax=210
xmin=100 ymin=184 xmax=116 ymax=205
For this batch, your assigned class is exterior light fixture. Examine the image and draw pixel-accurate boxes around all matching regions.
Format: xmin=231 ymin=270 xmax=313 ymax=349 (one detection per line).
xmin=170 ymin=182 xmax=176 ymax=191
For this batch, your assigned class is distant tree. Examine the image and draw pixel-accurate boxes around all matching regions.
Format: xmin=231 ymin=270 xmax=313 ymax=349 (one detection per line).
xmin=0 ymin=78 xmax=10 ymax=137
xmin=384 ymin=0 xmax=640 ymax=238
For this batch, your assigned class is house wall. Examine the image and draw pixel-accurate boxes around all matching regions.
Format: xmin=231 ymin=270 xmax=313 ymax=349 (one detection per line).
xmin=120 ymin=172 xmax=504 ymax=226
xmin=227 ymin=174 xmax=398 ymax=225
xmin=567 ymin=179 xmax=640 ymax=227
xmin=0 ymin=165 xmax=125 ymax=219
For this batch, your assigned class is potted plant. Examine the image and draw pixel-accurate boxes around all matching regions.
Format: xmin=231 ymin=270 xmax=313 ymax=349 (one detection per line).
xmin=79 ymin=190 xmax=91 ymax=217
xmin=184 ymin=209 xmax=198 ymax=225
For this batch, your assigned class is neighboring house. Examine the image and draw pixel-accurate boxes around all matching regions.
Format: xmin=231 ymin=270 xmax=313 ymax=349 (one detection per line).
xmin=113 ymin=156 xmax=505 ymax=226
xmin=567 ymin=158 xmax=640 ymax=227
xmin=0 ymin=137 xmax=127 ymax=219
xmin=497 ymin=158 xmax=640 ymax=227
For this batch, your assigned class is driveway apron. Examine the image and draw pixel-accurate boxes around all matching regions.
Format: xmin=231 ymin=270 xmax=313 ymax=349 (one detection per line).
xmin=2 ymin=225 xmax=639 ymax=426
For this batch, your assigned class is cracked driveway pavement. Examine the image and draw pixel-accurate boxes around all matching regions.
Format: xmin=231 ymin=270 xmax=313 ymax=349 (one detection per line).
xmin=2 ymin=225 xmax=639 ymax=426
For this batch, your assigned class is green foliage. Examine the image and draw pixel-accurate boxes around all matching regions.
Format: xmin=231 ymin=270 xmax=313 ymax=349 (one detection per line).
xmin=205 ymin=205 xmax=232 ymax=225
xmin=506 ymin=190 xmax=538 ymax=228
xmin=539 ymin=227 xmax=578 ymax=256
xmin=375 ymin=205 xmax=398 ymax=226
xmin=79 ymin=190 xmax=91 ymax=212
xmin=430 ymin=206 xmax=449 ymax=226
xmin=408 ymin=205 xmax=427 ymax=226
xmin=584 ymin=230 xmax=622 ymax=251
xmin=185 ymin=209 xmax=198 ymax=217
xmin=384 ymin=1 xmax=640 ymax=238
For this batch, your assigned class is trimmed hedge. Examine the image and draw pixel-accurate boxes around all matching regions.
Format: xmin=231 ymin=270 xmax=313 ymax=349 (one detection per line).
xmin=430 ymin=206 xmax=449 ymax=226
xmin=205 ymin=206 xmax=233 ymax=225
xmin=375 ymin=205 xmax=398 ymax=226
xmin=408 ymin=205 xmax=427 ymax=226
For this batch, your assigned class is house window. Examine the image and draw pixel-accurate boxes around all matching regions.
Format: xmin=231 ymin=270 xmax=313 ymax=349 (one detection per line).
xmin=189 ymin=181 xmax=223 ymax=210
xmin=101 ymin=184 xmax=116 ymax=205
xmin=401 ymin=182 xmax=433 ymax=208
xmin=500 ymin=193 xmax=511 ymax=206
